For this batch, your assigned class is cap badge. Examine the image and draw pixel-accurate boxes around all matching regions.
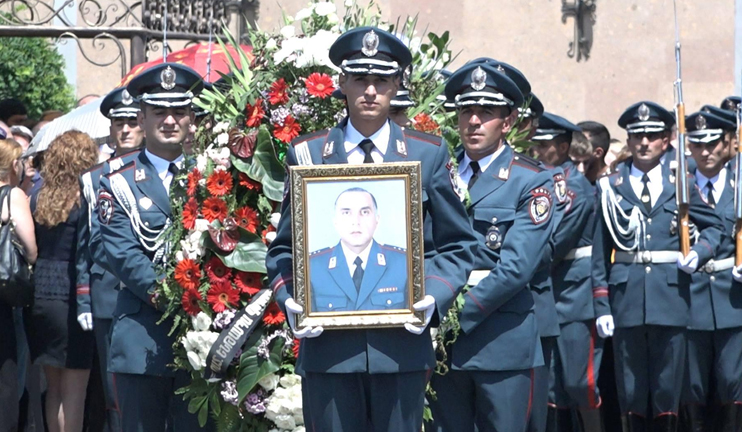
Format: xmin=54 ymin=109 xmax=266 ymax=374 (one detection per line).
xmin=160 ymin=66 xmax=176 ymax=91
xmin=495 ymin=64 xmax=505 ymax=73
xmin=402 ymin=65 xmax=412 ymax=88
xmin=471 ymin=66 xmax=487 ymax=91
xmin=725 ymin=99 xmax=736 ymax=111
xmin=702 ymin=107 xmax=711 ymax=113
xmin=361 ymin=30 xmax=379 ymax=57
xmin=638 ymin=103 xmax=650 ymax=121
xmin=121 ymin=90 xmax=133 ymax=106
xmin=695 ymin=115 xmax=707 ymax=130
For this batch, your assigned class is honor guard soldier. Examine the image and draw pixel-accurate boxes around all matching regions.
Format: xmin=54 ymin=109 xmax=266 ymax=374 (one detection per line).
xmin=591 ymin=101 xmax=724 ymax=431
xmin=680 ymin=111 xmax=742 ymax=431
xmin=427 ymin=62 xmax=555 ymax=432
xmin=389 ymin=66 xmax=415 ymax=127
xmin=700 ymin=105 xmax=739 ymax=164
xmin=97 ymin=63 xmax=207 ymax=431
xmin=720 ymin=96 xmax=741 ymax=113
xmin=531 ymin=113 xmax=604 ymax=431
xmin=265 ymin=27 xmax=477 ymax=432
xmin=76 ymin=86 xmax=144 ymax=431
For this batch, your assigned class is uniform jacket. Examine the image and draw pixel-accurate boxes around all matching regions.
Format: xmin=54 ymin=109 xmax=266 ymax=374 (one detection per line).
xmin=450 ymin=144 xmax=555 ymax=372
xmin=309 ymin=241 xmax=408 ymax=312
xmin=76 ymin=149 xmax=139 ymax=319
xmin=266 ymin=119 xmax=477 ymax=375
xmin=551 ymin=160 xmax=598 ymax=324
xmin=99 ymin=150 xmax=176 ymax=376
xmin=591 ymin=159 xmax=724 ymax=328
xmin=687 ymin=167 xmax=742 ymax=330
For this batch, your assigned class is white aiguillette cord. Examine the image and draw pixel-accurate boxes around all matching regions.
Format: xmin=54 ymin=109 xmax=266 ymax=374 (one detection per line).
xmin=599 ymin=176 xmax=645 ymax=252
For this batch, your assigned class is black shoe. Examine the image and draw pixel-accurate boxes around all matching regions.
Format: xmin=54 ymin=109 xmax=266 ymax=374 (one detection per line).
xmin=651 ymin=414 xmax=678 ymax=432
xmin=622 ymin=414 xmax=648 ymax=432
xmin=678 ymin=405 xmax=706 ymax=432
xmin=546 ymin=406 xmax=559 ymax=432
xmin=714 ymin=403 xmax=742 ymax=432
xmin=577 ymin=408 xmax=604 ymax=432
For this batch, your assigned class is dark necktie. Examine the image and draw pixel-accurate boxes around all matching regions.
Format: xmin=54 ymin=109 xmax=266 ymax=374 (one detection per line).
xmin=352 ymin=257 xmax=364 ymax=291
xmin=468 ymin=161 xmax=481 ymax=190
xmin=168 ymin=162 xmax=180 ymax=176
xmin=641 ymin=174 xmax=652 ymax=213
xmin=705 ymin=181 xmax=716 ymax=208
xmin=359 ymin=139 xmax=375 ymax=164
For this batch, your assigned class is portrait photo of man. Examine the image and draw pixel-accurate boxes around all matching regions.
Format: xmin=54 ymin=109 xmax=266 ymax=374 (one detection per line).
xmin=307 ymin=185 xmax=409 ymax=313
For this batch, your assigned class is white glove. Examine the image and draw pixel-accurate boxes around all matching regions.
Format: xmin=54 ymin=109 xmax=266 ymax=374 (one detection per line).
xmin=733 ymin=265 xmax=742 ymax=283
xmin=596 ymin=315 xmax=614 ymax=338
xmin=285 ymin=298 xmax=323 ymax=339
xmin=405 ymin=295 xmax=436 ymax=335
xmin=77 ymin=313 xmax=93 ymax=331
xmin=677 ymin=250 xmax=699 ymax=274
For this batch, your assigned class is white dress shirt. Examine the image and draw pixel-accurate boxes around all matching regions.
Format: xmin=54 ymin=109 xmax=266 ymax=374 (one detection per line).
xmin=144 ymin=149 xmax=183 ymax=194
xmin=458 ymin=144 xmax=507 ymax=186
xmin=695 ymin=168 xmax=726 ymax=204
xmin=629 ymin=163 xmax=663 ymax=208
xmin=340 ymin=242 xmax=373 ymax=278
xmin=344 ymin=119 xmax=390 ymax=164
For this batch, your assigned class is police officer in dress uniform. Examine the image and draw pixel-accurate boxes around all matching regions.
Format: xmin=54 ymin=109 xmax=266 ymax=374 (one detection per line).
xmin=700 ymin=105 xmax=739 ymax=165
xmin=76 ymin=86 xmax=144 ymax=431
xmin=309 ymin=187 xmax=409 ymax=312
xmin=426 ymin=62 xmax=555 ymax=432
xmin=680 ymin=111 xmax=742 ymax=431
xmin=389 ymin=66 xmax=415 ymax=127
xmin=265 ymin=27 xmax=477 ymax=432
xmin=720 ymin=96 xmax=741 ymax=113
xmin=97 ymin=63 xmax=208 ymax=431
xmin=531 ymin=113 xmax=604 ymax=432
xmin=591 ymin=101 xmax=724 ymax=432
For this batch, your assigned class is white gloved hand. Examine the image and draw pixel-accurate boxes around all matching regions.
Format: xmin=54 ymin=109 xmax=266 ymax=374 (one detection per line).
xmin=596 ymin=315 xmax=614 ymax=338
xmin=733 ymin=265 xmax=742 ymax=283
xmin=677 ymin=250 xmax=699 ymax=274
xmin=77 ymin=313 xmax=93 ymax=331
xmin=285 ymin=298 xmax=323 ymax=339
xmin=405 ymin=295 xmax=436 ymax=335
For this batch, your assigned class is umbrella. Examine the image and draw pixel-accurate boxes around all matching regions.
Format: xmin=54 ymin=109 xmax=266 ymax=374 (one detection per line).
xmin=24 ymin=97 xmax=109 ymax=157
xmin=118 ymin=43 xmax=253 ymax=88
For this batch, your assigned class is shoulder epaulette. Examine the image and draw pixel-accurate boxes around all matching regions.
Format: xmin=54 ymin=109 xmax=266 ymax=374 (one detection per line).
xmin=512 ymin=153 xmax=543 ymax=172
xmin=402 ymin=129 xmax=442 ymax=146
xmin=291 ymin=129 xmax=330 ymax=147
xmin=380 ymin=244 xmax=406 ymax=253
xmin=83 ymin=161 xmax=106 ymax=175
xmin=104 ymin=160 xmax=136 ymax=177
xmin=309 ymin=247 xmax=332 ymax=257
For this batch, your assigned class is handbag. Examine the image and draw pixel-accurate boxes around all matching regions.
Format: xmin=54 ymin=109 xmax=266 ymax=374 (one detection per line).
xmin=0 ymin=185 xmax=33 ymax=307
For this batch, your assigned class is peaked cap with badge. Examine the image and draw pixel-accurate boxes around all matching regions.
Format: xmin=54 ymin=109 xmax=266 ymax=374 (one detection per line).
xmin=444 ymin=63 xmax=524 ymax=109
xmin=720 ymin=96 xmax=741 ymax=112
xmin=390 ymin=65 xmax=415 ymax=108
xmin=467 ymin=57 xmax=532 ymax=97
xmin=686 ymin=111 xmax=736 ymax=144
xmin=126 ymin=62 xmax=204 ymax=108
xmin=700 ymin=104 xmax=736 ymax=124
xmin=618 ymin=101 xmax=675 ymax=134
xmin=329 ymin=26 xmax=412 ymax=76
xmin=532 ymin=112 xmax=581 ymax=142
xmin=192 ymin=82 xmax=213 ymax=118
xmin=100 ymin=87 xmax=140 ymax=119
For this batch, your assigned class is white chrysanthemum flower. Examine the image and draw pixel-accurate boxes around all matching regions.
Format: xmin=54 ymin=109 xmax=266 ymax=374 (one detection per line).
xmin=194 ymin=218 xmax=210 ymax=233
xmin=265 ymin=38 xmax=278 ymax=51
xmin=216 ymin=132 xmax=229 ymax=146
xmin=196 ymin=154 xmax=208 ymax=172
xmin=344 ymin=0 xmax=354 ymax=6
xmin=326 ymin=13 xmax=339 ymax=25
xmin=294 ymin=7 xmax=313 ymax=21
xmin=280 ymin=25 xmax=296 ymax=39
xmin=313 ymin=2 xmax=336 ymax=16
xmin=273 ymin=414 xmax=296 ymax=430
xmin=192 ymin=312 xmax=212 ymax=332
xmin=258 ymin=373 xmax=280 ymax=391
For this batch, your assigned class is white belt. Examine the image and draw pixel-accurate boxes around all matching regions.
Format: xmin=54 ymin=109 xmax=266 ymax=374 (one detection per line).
xmin=564 ymin=246 xmax=592 ymax=260
xmin=614 ymin=250 xmax=677 ymax=264
xmin=700 ymin=257 xmax=734 ymax=273
xmin=467 ymin=270 xmax=491 ymax=286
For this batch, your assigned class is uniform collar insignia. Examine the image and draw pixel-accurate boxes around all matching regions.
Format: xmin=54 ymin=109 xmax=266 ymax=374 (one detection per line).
xmin=323 ymin=140 xmax=334 ymax=158
xmin=498 ymin=167 xmax=509 ymax=179
xmin=328 ymin=256 xmax=337 ymax=269
xmin=135 ymin=168 xmax=146 ymax=182
xmin=361 ymin=30 xmax=379 ymax=57
xmin=377 ymin=253 xmax=386 ymax=266
xmin=471 ymin=66 xmax=487 ymax=91
xmin=638 ymin=103 xmax=650 ymax=121
xmin=614 ymin=175 xmax=624 ymax=186
xmin=122 ymin=90 xmax=133 ymax=105
xmin=160 ymin=66 xmax=176 ymax=91
xmin=396 ymin=139 xmax=407 ymax=156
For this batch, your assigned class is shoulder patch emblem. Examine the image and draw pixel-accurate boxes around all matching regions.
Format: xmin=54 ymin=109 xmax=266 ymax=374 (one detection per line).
xmin=98 ymin=191 xmax=114 ymax=225
xmin=529 ymin=187 xmax=552 ymax=225
xmin=565 ymin=189 xmax=576 ymax=213
xmin=553 ymin=173 xmax=567 ymax=203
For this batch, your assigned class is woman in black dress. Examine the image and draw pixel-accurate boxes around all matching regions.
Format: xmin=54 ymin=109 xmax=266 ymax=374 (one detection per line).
xmin=25 ymin=131 xmax=98 ymax=432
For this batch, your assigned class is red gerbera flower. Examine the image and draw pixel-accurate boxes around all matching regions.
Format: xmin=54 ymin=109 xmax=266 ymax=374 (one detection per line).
xmin=204 ymin=256 xmax=232 ymax=283
xmin=206 ymin=280 xmax=240 ymax=313
xmin=413 ymin=113 xmax=440 ymax=135
xmin=234 ymin=271 xmax=262 ymax=295
xmin=238 ymin=173 xmax=262 ymax=192
xmin=305 ymin=73 xmax=335 ymax=99
xmin=234 ymin=206 xmax=259 ymax=233
xmin=181 ymin=289 xmax=203 ymax=316
xmin=187 ymin=169 xmax=202 ymax=196
xmin=262 ymin=302 xmax=286 ymax=325
xmin=202 ymin=197 xmax=228 ymax=222
xmin=274 ymin=116 xmax=301 ymax=143
xmin=267 ymin=78 xmax=289 ymax=105
xmin=245 ymin=98 xmax=265 ymax=128
xmin=182 ymin=198 xmax=199 ymax=230
xmin=206 ymin=170 xmax=233 ymax=197
xmin=292 ymin=338 xmax=300 ymax=358
xmin=174 ymin=258 xmax=201 ymax=290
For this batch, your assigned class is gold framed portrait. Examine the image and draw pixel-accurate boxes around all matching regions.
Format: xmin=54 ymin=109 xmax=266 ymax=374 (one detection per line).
xmin=290 ymin=162 xmax=426 ymax=330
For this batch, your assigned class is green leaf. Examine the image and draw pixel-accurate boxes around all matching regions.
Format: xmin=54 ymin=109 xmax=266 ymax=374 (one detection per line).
xmin=230 ymin=125 xmax=286 ymax=202
xmin=206 ymin=224 xmax=269 ymax=273
xmin=236 ymin=329 xmax=285 ymax=402
xmin=198 ymin=401 xmax=209 ymax=427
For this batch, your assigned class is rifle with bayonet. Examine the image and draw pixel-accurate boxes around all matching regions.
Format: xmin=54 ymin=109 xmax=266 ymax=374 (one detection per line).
xmin=673 ymin=0 xmax=691 ymax=257
xmin=735 ymin=78 xmax=742 ymax=266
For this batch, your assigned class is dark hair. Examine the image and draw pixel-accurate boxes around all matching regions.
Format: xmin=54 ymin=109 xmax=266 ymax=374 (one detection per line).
xmin=576 ymin=121 xmax=610 ymax=152
xmin=335 ymin=187 xmax=378 ymax=211
xmin=0 ymin=98 xmax=27 ymax=123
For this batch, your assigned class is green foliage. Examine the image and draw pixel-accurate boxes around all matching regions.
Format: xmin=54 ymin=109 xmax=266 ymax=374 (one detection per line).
xmin=236 ymin=329 xmax=285 ymax=402
xmin=0 ymin=36 xmax=75 ymax=119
